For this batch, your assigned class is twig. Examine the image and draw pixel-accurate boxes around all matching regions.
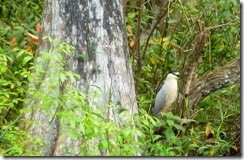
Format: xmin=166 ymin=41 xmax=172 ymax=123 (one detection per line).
xmin=141 ymin=0 xmax=176 ymax=60
xmin=189 ymin=108 xmax=204 ymax=119
xmin=205 ymin=22 xmax=237 ymax=31
xmin=134 ymin=0 xmax=145 ymax=93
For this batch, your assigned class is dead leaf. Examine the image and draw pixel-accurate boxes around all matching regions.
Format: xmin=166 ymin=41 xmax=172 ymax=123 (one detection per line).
xmin=127 ymin=33 xmax=133 ymax=37
xmin=129 ymin=41 xmax=135 ymax=47
xmin=127 ymin=25 xmax=133 ymax=30
xmin=10 ymin=37 xmax=17 ymax=46
xmin=25 ymin=46 xmax=33 ymax=52
xmin=27 ymin=32 xmax=38 ymax=45
xmin=27 ymin=32 xmax=38 ymax=40
xmin=231 ymin=145 xmax=238 ymax=151
xmin=35 ymin=23 xmax=41 ymax=33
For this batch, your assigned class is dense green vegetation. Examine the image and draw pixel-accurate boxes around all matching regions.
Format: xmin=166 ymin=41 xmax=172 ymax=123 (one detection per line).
xmin=0 ymin=0 xmax=240 ymax=156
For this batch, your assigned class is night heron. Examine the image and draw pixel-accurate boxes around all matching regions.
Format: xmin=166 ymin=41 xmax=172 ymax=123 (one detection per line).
xmin=153 ymin=70 xmax=181 ymax=117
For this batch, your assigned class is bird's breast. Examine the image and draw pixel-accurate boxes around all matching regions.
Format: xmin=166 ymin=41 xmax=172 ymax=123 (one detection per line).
xmin=164 ymin=80 xmax=178 ymax=102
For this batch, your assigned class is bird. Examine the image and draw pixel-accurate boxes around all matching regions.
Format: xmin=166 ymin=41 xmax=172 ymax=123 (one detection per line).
xmin=153 ymin=70 xmax=181 ymax=117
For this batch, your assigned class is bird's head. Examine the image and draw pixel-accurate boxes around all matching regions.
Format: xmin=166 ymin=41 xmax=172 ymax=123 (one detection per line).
xmin=167 ymin=70 xmax=181 ymax=80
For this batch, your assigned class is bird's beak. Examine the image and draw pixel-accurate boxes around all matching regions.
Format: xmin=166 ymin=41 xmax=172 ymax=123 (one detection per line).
xmin=172 ymin=72 xmax=181 ymax=78
xmin=170 ymin=71 xmax=181 ymax=78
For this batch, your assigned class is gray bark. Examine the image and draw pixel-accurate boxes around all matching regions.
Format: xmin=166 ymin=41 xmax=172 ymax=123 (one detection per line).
xmin=22 ymin=0 xmax=138 ymax=156
xmin=188 ymin=56 xmax=240 ymax=109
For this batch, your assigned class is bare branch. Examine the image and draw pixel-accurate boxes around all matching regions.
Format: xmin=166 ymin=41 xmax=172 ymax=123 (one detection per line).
xmin=134 ymin=0 xmax=145 ymax=93
xmin=205 ymin=22 xmax=237 ymax=31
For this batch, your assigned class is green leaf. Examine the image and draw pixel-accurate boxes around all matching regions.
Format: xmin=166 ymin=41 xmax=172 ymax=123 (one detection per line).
xmin=219 ymin=108 xmax=224 ymax=121
xmin=167 ymin=119 xmax=174 ymax=126
xmin=197 ymin=146 xmax=209 ymax=154
xmin=165 ymin=128 xmax=175 ymax=143
xmin=153 ymin=135 xmax=162 ymax=142
xmin=22 ymin=56 xmax=33 ymax=65
xmin=141 ymin=119 xmax=149 ymax=127
xmin=167 ymin=19 xmax=178 ymax=24
xmin=98 ymin=140 xmax=108 ymax=150
xmin=135 ymin=128 xmax=143 ymax=137
xmin=231 ymin=0 xmax=238 ymax=6
xmin=173 ymin=123 xmax=185 ymax=132
xmin=80 ymin=124 xmax=85 ymax=134
xmin=189 ymin=143 xmax=199 ymax=148
xmin=123 ymin=129 xmax=131 ymax=137
xmin=16 ymin=50 xmax=26 ymax=58
xmin=165 ymin=112 xmax=181 ymax=122
xmin=59 ymin=73 xmax=66 ymax=83
xmin=1 ymin=27 xmax=10 ymax=36
xmin=60 ymin=116 xmax=66 ymax=125
xmin=70 ymin=120 xmax=75 ymax=129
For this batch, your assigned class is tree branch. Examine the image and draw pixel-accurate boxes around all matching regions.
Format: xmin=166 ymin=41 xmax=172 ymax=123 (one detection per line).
xmin=134 ymin=0 xmax=145 ymax=93
xmin=179 ymin=20 xmax=207 ymax=117
xmin=188 ymin=56 xmax=240 ymax=109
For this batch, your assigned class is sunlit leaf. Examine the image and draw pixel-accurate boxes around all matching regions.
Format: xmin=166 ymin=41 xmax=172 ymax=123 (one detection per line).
xmin=231 ymin=145 xmax=238 ymax=151
xmin=98 ymin=140 xmax=108 ymax=150
xmin=162 ymin=37 xmax=169 ymax=42
xmin=209 ymin=148 xmax=215 ymax=155
xmin=70 ymin=120 xmax=75 ymax=129
xmin=59 ymin=73 xmax=66 ymax=83
xmin=230 ymin=84 xmax=236 ymax=89
xmin=159 ymin=57 xmax=165 ymax=61
xmin=205 ymin=123 xmax=214 ymax=137
xmin=163 ymin=41 xmax=169 ymax=50
xmin=193 ymin=140 xmax=197 ymax=145
xmin=150 ymin=57 xmax=156 ymax=64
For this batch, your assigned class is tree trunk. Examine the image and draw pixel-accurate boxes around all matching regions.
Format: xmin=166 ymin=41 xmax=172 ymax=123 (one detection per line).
xmin=22 ymin=0 xmax=138 ymax=156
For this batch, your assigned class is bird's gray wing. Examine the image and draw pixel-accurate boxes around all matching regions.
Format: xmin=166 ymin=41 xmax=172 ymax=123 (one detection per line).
xmin=153 ymin=86 xmax=167 ymax=117
xmin=156 ymin=82 xmax=164 ymax=93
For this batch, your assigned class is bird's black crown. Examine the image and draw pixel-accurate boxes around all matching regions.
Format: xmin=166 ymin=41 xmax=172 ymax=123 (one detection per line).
xmin=169 ymin=70 xmax=181 ymax=77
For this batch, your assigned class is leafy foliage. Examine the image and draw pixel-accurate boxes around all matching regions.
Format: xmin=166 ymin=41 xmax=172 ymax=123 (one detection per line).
xmin=125 ymin=0 xmax=240 ymax=156
xmin=0 ymin=0 xmax=42 ymax=155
